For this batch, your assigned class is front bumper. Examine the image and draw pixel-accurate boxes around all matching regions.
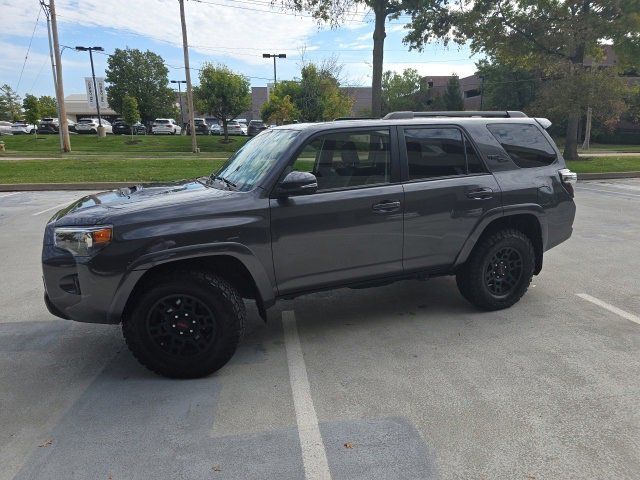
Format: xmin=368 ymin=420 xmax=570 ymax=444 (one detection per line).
xmin=42 ymin=244 xmax=143 ymax=324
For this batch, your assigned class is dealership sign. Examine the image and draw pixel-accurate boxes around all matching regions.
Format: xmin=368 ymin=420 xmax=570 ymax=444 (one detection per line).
xmin=85 ymin=77 xmax=108 ymax=109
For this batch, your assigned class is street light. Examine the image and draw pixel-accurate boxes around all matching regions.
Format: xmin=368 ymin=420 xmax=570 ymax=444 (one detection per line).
xmin=75 ymin=46 xmax=104 ymax=135
xmin=171 ymin=80 xmax=187 ymax=129
xmin=262 ymin=53 xmax=286 ymax=85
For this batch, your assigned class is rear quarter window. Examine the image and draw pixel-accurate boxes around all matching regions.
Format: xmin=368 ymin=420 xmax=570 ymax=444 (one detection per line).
xmin=487 ymin=123 xmax=557 ymax=168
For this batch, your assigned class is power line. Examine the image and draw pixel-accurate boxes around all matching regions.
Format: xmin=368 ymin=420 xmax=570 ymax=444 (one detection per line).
xmin=16 ymin=6 xmax=41 ymax=93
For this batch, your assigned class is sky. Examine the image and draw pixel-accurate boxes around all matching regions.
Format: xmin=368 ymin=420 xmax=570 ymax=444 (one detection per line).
xmin=1 ymin=0 xmax=482 ymax=100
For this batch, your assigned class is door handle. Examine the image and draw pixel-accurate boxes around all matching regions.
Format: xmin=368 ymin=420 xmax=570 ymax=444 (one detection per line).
xmin=466 ymin=187 xmax=494 ymax=200
xmin=372 ymin=200 xmax=401 ymax=213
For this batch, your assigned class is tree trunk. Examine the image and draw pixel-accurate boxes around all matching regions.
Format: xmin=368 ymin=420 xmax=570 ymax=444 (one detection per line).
xmin=223 ymin=119 xmax=229 ymax=143
xmin=371 ymin=2 xmax=387 ymax=118
xmin=563 ymin=110 xmax=580 ymax=160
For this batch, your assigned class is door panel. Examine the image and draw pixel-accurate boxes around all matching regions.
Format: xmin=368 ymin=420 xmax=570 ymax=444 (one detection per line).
xmin=403 ymin=174 xmax=501 ymax=271
xmin=270 ymin=185 xmax=404 ymax=294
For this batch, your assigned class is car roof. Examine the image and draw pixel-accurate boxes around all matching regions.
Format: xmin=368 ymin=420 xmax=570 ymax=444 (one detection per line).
xmin=271 ymin=115 xmax=547 ymax=133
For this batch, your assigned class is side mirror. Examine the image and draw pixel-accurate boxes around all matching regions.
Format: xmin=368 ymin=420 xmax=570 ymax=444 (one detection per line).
xmin=276 ymin=171 xmax=318 ymax=197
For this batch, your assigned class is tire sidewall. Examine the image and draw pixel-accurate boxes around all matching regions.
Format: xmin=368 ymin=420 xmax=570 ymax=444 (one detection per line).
xmin=125 ymin=276 xmax=241 ymax=377
xmin=479 ymin=236 xmax=533 ymax=303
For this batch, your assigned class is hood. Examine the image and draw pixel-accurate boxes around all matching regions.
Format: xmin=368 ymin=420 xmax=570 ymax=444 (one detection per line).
xmin=49 ymin=179 xmax=235 ymax=224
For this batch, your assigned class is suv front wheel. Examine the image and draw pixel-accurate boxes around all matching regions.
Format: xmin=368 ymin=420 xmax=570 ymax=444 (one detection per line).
xmin=456 ymin=229 xmax=535 ymax=311
xmin=122 ymin=270 xmax=246 ymax=378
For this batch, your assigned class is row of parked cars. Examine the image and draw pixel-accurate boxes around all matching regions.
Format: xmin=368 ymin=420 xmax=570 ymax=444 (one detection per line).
xmin=186 ymin=118 xmax=269 ymax=136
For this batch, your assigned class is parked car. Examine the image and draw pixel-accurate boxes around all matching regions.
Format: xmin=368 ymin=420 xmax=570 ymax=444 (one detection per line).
xmin=75 ymin=118 xmax=113 ymax=134
xmin=113 ymin=120 xmax=147 ymax=135
xmin=0 ymin=121 xmax=13 ymax=135
xmin=186 ymin=118 xmax=210 ymax=135
xmin=11 ymin=121 xmax=38 ymax=135
xmin=248 ymin=120 xmax=267 ymax=136
xmin=224 ymin=120 xmax=246 ymax=136
xmin=209 ymin=123 xmax=222 ymax=135
xmin=37 ymin=118 xmax=78 ymax=134
xmin=41 ymin=110 xmax=576 ymax=378
xmin=152 ymin=118 xmax=181 ymax=135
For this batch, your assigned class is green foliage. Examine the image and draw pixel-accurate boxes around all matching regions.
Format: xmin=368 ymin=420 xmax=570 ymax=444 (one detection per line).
xmin=105 ymin=48 xmax=176 ymax=123
xmin=381 ymin=68 xmax=422 ymax=114
xmin=475 ymin=59 xmax=540 ymax=111
xmin=38 ymin=96 xmax=57 ymax=118
xmin=261 ymin=62 xmax=353 ymax=122
xmin=121 ymin=95 xmax=141 ymax=137
xmin=0 ymin=85 xmax=22 ymax=121
xmin=261 ymin=94 xmax=300 ymax=125
xmin=22 ymin=94 xmax=40 ymax=126
xmin=443 ymin=75 xmax=464 ymax=110
xmin=530 ymin=68 xmax=628 ymax=131
xmin=195 ymin=64 xmax=251 ymax=141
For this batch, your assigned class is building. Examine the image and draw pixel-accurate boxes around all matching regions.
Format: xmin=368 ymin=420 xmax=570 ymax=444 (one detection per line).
xmin=64 ymin=94 xmax=118 ymax=122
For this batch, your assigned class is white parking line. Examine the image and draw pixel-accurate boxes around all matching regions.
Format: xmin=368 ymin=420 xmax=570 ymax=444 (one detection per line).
xmin=282 ymin=310 xmax=332 ymax=480
xmin=0 ymin=192 xmax=21 ymax=199
xmin=32 ymin=201 xmax=71 ymax=216
xmin=576 ymin=293 xmax=640 ymax=325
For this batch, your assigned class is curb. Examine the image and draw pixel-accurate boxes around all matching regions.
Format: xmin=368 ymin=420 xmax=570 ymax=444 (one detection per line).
xmin=578 ymin=171 xmax=640 ymax=180
xmin=0 ymin=182 xmax=144 ymax=191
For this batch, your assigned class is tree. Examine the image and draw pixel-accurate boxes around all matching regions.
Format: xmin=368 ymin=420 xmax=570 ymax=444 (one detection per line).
xmin=284 ymin=0 xmax=447 ymax=117
xmin=105 ymin=48 xmax=176 ymax=123
xmin=260 ymin=62 xmax=353 ymax=123
xmin=0 ymin=85 xmax=22 ymax=121
xmin=38 ymin=96 xmax=57 ymax=118
xmin=443 ymin=75 xmax=464 ymax=110
xmin=261 ymin=94 xmax=299 ymax=125
xmin=475 ymin=59 xmax=541 ymax=111
xmin=121 ymin=95 xmax=141 ymax=139
xmin=22 ymin=95 xmax=40 ymax=138
xmin=381 ymin=68 xmax=422 ymax=114
xmin=403 ymin=0 xmax=640 ymax=159
xmin=195 ymin=64 xmax=251 ymax=142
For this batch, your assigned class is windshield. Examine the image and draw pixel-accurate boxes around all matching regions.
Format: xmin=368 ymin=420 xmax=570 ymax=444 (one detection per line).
xmin=79 ymin=119 xmax=94 ymax=123
xmin=214 ymin=129 xmax=298 ymax=192
xmin=156 ymin=119 xmax=170 ymax=124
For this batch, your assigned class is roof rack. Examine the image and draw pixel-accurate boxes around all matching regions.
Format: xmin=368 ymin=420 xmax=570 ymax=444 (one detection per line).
xmin=382 ymin=111 xmax=528 ymax=120
xmin=334 ymin=116 xmax=378 ymax=121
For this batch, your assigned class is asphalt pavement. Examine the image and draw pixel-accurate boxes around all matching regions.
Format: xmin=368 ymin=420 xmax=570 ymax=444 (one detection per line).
xmin=0 ymin=180 xmax=638 ymax=480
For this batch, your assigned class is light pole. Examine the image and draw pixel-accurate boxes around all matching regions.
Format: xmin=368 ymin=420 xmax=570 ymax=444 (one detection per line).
xmin=262 ymin=53 xmax=286 ymax=86
xmin=171 ymin=80 xmax=187 ymax=131
xmin=75 ymin=46 xmax=105 ymax=136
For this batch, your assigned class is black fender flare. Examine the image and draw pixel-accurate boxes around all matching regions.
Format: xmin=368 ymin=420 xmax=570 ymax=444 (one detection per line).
xmin=107 ymin=242 xmax=276 ymax=323
xmin=453 ymin=204 xmax=548 ymax=269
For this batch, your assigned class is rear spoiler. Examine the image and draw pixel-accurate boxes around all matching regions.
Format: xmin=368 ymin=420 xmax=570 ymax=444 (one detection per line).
xmin=534 ymin=118 xmax=552 ymax=129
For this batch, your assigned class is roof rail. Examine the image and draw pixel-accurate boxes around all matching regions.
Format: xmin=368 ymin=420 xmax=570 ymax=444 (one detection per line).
xmin=382 ymin=111 xmax=528 ymax=120
xmin=334 ymin=116 xmax=378 ymax=121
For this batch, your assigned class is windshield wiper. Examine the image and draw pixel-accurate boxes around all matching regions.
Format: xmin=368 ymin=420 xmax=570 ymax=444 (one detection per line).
xmin=210 ymin=175 xmax=237 ymax=190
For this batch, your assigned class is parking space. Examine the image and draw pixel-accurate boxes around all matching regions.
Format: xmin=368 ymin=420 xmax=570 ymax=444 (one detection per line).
xmin=0 ymin=181 xmax=639 ymax=479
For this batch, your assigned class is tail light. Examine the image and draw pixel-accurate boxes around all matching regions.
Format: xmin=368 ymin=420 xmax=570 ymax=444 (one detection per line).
xmin=558 ymin=168 xmax=577 ymax=198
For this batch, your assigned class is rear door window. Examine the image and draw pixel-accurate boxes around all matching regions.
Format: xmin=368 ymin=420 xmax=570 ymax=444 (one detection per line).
xmin=487 ymin=123 xmax=557 ymax=168
xmin=403 ymin=127 xmax=484 ymax=180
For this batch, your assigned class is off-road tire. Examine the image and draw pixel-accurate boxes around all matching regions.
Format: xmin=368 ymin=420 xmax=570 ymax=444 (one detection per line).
xmin=122 ymin=270 xmax=245 ymax=378
xmin=456 ymin=229 xmax=535 ymax=311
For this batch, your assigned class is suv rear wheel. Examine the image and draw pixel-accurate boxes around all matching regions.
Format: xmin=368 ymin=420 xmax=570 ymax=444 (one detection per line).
xmin=122 ymin=270 xmax=245 ymax=378
xmin=456 ymin=229 xmax=535 ymax=310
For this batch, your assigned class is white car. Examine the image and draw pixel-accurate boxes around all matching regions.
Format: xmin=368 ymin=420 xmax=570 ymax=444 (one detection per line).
xmin=224 ymin=120 xmax=246 ymax=136
xmin=152 ymin=118 xmax=181 ymax=135
xmin=209 ymin=123 xmax=221 ymax=135
xmin=11 ymin=121 xmax=37 ymax=135
xmin=0 ymin=121 xmax=13 ymax=135
xmin=75 ymin=118 xmax=112 ymax=134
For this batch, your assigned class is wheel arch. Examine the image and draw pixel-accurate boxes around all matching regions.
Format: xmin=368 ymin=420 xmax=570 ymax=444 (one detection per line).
xmin=109 ymin=245 xmax=275 ymax=324
xmin=455 ymin=208 xmax=546 ymax=275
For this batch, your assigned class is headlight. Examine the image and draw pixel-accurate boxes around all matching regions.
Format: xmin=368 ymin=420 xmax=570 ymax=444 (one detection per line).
xmin=54 ymin=226 xmax=112 ymax=256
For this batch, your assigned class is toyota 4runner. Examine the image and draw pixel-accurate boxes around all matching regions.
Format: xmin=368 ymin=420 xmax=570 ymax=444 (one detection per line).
xmin=42 ymin=111 xmax=577 ymax=378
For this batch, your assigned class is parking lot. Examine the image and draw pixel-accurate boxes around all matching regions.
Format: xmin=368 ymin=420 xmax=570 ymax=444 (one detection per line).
xmin=0 ymin=180 xmax=638 ymax=480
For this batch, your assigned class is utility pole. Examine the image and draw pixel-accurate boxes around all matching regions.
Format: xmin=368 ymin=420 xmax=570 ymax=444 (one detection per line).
xmin=40 ymin=1 xmax=63 ymax=150
xmin=262 ymin=53 xmax=286 ymax=86
xmin=48 ymin=0 xmax=71 ymax=152
xmin=170 ymin=79 xmax=187 ymax=132
xmin=75 ymin=46 xmax=105 ymax=136
xmin=178 ymin=0 xmax=197 ymax=153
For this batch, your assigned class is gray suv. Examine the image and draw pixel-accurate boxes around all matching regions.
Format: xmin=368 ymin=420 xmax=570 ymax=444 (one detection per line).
xmin=42 ymin=111 xmax=576 ymax=378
